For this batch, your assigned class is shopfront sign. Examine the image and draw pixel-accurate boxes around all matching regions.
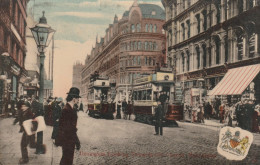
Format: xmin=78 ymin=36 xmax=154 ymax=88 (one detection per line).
xmin=10 ymin=63 xmax=21 ymax=76
xmin=191 ymin=88 xmax=199 ymax=96
xmin=175 ymin=82 xmax=183 ymax=102
xmin=156 ymin=72 xmax=174 ymax=81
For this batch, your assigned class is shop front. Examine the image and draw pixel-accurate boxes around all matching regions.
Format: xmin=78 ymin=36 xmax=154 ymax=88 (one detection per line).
xmin=208 ymin=64 xmax=260 ymax=104
xmin=0 ymin=54 xmax=25 ymax=115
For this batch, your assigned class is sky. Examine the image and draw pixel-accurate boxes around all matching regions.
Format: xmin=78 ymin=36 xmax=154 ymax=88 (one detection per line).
xmin=27 ymin=0 xmax=164 ymax=98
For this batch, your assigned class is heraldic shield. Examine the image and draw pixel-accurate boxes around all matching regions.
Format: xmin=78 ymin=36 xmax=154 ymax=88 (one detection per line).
xmin=217 ymin=126 xmax=254 ymax=160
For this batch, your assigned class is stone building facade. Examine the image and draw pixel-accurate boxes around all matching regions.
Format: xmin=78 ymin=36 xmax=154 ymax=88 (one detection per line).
xmin=162 ymin=0 xmax=260 ymax=106
xmin=81 ymin=1 xmax=166 ymax=103
xmin=0 ymin=0 xmax=29 ymax=113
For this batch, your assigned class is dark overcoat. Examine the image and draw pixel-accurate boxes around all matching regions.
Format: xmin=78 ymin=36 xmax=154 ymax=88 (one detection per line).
xmin=56 ymin=103 xmax=79 ymax=146
xmin=51 ymin=104 xmax=62 ymax=139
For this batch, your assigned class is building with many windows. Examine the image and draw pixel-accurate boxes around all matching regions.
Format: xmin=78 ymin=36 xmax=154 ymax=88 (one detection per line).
xmin=81 ymin=1 xmax=166 ymax=103
xmin=0 ymin=0 xmax=29 ymax=114
xmin=162 ymin=0 xmax=260 ymax=108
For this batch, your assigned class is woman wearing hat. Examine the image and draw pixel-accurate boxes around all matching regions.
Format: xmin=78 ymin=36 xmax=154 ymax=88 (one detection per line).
xmin=55 ymin=88 xmax=81 ymax=165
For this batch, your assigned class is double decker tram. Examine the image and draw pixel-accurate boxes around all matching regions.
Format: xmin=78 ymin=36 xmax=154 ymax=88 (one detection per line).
xmin=132 ymin=72 xmax=183 ymax=126
xmin=87 ymin=77 xmax=115 ymax=119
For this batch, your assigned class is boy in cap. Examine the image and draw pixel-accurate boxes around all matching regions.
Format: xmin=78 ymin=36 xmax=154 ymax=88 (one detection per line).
xmin=56 ymin=87 xmax=81 ymax=165
xmin=14 ymin=101 xmax=35 ymax=164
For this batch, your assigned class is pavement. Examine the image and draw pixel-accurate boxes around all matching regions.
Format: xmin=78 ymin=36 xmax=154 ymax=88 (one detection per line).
xmin=178 ymin=119 xmax=260 ymax=146
xmin=0 ymin=112 xmax=260 ymax=165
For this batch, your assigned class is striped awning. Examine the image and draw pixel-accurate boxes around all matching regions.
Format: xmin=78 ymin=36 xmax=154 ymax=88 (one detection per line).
xmin=208 ymin=64 xmax=260 ymax=95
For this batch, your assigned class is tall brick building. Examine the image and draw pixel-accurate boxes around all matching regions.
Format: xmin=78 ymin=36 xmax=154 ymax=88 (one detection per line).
xmin=0 ymin=0 xmax=29 ymax=113
xmin=81 ymin=1 xmax=166 ymax=103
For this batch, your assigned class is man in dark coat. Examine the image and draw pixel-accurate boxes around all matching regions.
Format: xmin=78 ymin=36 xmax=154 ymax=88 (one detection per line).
xmin=56 ymin=87 xmax=81 ymax=165
xmin=51 ymin=97 xmax=63 ymax=140
xmin=122 ymin=99 xmax=127 ymax=120
xmin=31 ymin=96 xmax=45 ymax=154
xmin=116 ymin=101 xmax=121 ymax=119
xmin=154 ymin=101 xmax=164 ymax=136
xmin=79 ymin=101 xmax=84 ymax=111
xmin=13 ymin=101 xmax=35 ymax=164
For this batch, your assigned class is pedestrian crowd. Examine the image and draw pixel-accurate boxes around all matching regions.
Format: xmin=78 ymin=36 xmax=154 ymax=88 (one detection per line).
xmin=185 ymin=98 xmax=260 ymax=133
xmin=8 ymin=87 xmax=83 ymax=164
xmin=116 ymin=99 xmax=133 ymax=120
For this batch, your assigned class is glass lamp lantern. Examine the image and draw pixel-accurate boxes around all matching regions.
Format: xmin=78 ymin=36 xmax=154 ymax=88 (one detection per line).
xmin=30 ymin=11 xmax=55 ymax=51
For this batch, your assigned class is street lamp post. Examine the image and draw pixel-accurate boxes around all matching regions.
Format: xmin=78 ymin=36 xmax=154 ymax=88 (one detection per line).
xmin=30 ymin=11 xmax=55 ymax=104
xmin=30 ymin=11 xmax=55 ymax=154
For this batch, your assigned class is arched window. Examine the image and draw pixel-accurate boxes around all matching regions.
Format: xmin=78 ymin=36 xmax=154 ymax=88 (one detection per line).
xmin=215 ymin=2 xmax=221 ymax=24
xmin=138 ymin=41 xmax=142 ymax=50
xmin=196 ymin=46 xmax=200 ymax=69
xmin=136 ymin=23 xmax=141 ymax=32
xmin=238 ymin=0 xmax=243 ymax=14
xmin=145 ymin=24 xmax=149 ymax=32
xmin=248 ymin=24 xmax=256 ymax=58
xmin=248 ymin=0 xmax=254 ymax=9
xmin=149 ymin=57 xmax=152 ymax=65
xmin=236 ymin=28 xmax=244 ymax=60
xmin=186 ymin=20 xmax=190 ymax=38
xmin=133 ymin=56 xmax=137 ymax=65
xmin=153 ymin=42 xmax=157 ymax=50
xmin=145 ymin=42 xmax=148 ymax=50
xmin=202 ymin=44 xmax=207 ymax=67
xmin=149 ymin=24 xmax=153 ymax=32
xmin=131 ymin=41 xmax=134 ymax=50
xmin=137 ymin=56 xmax=141 ymax=65
xmin=181 ymin=23 xmax=185 ymax=40
xmin=202 ymin=10 xmax=207 ymax=31
xmin=186 ymin=51 xmax=190 ymax=71
xmin=224 ymin=37 xmax=228 ymax=62
xmin=153 ymin=24 xmax=157 ymax=33
xmin=149 ymin=42 xmax=153 ymax=50
xmin=181 ymin=53 xmax=185 ymax=72
xmin=195 ymin=14 xmax=200 ymax=34
xmin=131 ymin=24 xmax=135 ymax=32
xmin=182 ymin=0 xmax=185 ymax=10
xmin=134 ymin=41 xmax=138 ymax=50
xmin=215 ymin=36 xmax=221 ymax=64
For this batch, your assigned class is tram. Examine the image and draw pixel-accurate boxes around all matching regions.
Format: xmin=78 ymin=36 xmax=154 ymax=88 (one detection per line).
xmin=87 ymin=76 xmax=115 ymax=119
xmin=132 ymin=72 xmax=183 ymax=126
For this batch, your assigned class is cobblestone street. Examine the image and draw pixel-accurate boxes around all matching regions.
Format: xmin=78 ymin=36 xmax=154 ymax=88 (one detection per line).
xmin=0 ymin=112 xmax=260 ymax=165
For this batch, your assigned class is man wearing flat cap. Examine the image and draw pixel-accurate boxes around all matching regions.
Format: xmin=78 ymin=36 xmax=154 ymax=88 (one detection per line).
xmin=56 ymin=87 xmax=81 ymax=165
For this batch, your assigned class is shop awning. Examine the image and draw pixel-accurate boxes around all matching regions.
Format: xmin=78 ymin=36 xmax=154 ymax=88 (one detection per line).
xmin=208 ymin=64 xmax=260 ymax=95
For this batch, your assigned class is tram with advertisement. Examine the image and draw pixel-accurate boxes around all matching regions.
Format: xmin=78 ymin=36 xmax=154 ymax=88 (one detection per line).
xmin=131 ymin=71 xmax=183 ymax=126
xmin=87 ymin=76 xmax=115 ymax=119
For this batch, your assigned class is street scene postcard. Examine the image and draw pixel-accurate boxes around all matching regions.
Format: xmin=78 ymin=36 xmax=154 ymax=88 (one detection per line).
xmin=1 ymin=0 xmax=260 ymax=164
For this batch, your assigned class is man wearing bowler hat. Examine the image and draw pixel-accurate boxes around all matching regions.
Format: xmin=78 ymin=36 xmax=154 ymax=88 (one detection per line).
xmin=56 ymin=87 xmax=81 ymax=165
